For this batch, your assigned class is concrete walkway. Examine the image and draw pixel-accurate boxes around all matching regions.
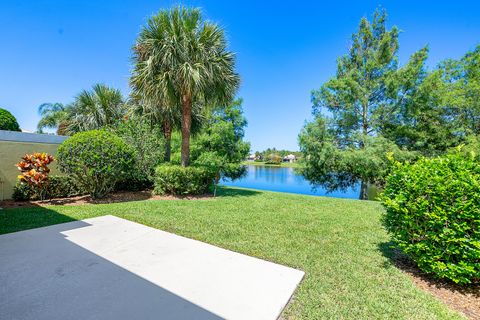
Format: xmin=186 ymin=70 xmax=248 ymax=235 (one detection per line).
xmin=0 ymin=215 xmax=304 ymax=320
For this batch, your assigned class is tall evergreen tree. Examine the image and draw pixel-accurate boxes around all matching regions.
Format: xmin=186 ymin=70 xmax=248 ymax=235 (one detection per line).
xmin=300 ymin=9 xmax=424 ymax=199
xmin=441 ymin=45 xmax=480 ymax=136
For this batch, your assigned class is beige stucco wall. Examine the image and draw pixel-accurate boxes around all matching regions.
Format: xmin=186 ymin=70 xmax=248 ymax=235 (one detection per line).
xmin=0 ymin=140 xmax=64 ymax=200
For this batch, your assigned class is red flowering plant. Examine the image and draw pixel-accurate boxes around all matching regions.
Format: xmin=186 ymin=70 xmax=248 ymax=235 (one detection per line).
xmin=16 ymin=152 xmax=54 ymax=200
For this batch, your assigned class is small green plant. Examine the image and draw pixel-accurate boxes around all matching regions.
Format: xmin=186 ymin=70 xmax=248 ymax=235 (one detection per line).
xmin=154 ymin=164 xmax=213 ymax=196
xmin=194 ymin=151 xmax=246 ymax=196
xmin=0 ymin=108 xmax=21 ymax=131
xmin=13 ymin=175 xmax=83 ymax=201
xmin=57 ymin=130 xmax=134 ymax=199
xmin=11 ymin=182 xmax=33 ymax=201
xmin=111 ymin=117 xmax=165 ymax=190
xmin=382 ymin=153 xmax=480 ymax=284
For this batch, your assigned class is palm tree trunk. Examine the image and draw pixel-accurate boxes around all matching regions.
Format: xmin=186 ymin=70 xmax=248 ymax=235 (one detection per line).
xmin=163 ymin=120 xmax=172 ymax=162
xmin=181 ymin=95 xmax=192 ymax=167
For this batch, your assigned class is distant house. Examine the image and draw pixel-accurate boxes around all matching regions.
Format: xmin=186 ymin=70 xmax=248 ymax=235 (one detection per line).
xmin=247 ymin=154 xmax=256 ymax=161
xmin=283 ymin=154 xmax=297 ymax=163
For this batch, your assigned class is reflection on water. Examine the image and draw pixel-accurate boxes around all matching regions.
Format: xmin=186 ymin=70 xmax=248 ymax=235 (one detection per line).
xmin=222 ymin=165 xmax=361 ymax=199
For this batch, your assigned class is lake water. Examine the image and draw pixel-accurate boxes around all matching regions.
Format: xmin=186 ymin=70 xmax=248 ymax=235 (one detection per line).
xmin=221 ymin=165 xmax=361 ymax=199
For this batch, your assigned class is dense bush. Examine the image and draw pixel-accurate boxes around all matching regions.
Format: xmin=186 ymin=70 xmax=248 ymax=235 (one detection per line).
xmin=154 ymin=164 xmax=213 ymax=196
xmin=0 ymin=108 xmax=21 ymax=131
xmin=111 ymin=117 xmax=165 ymax=190
xmin=57 ymin=130 xmax=134 ymax=198
xmin=193 ymin=151 xmax=246 ymax=196
xmin=382 ymin=153 xmax=480 ymax=284
xmin=11 ymin=183 xmax=32 ymax=201
xmin=13 ymin=175 xmax=83 ymax=201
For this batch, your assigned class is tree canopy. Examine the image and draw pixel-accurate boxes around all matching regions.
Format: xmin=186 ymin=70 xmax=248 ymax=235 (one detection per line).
xmin=0 ymin=108 xmax=21 ymax=132
xmin=130 ymin=6 xmax=240 ymax=166
xmin=37 ymin=84 xmax=126 ymax=135
xmin=300 ymin=9 xmax=480 ymax=199
xmin=191 ymin=99 xmax=250 ymax=194
xmin=300 ymin=9 xmax=424 ymax=198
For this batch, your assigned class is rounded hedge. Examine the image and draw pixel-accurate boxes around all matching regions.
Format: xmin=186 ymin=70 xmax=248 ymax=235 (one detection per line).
xmin=0 ymin=108 xmax=21 ymax=131
xmin=382 ymin=154 xmax=480 ymax=284
xmin=154 ymin=164 xmax=213 ymax=196
xmin=57 ymin=130 xmax=135 ymax=198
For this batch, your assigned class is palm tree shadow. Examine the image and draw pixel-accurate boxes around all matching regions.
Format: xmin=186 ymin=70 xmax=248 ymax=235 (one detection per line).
xmin=378 ymin=241 xmax=480 ymax=298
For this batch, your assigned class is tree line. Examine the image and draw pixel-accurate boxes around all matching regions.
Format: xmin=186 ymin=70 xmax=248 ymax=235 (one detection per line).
xmin=251 ymin=148 xmax=302 ymax=164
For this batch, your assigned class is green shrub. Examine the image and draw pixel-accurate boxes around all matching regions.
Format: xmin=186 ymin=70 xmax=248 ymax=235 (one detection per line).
xmin=194 ymin=151 xmax=247 ymax=196
xmin=12 ymin=176 xmax=83 ymax=201
xmin=154 ymin=164 xmax=213 ymax=196
xmin=111 ymin=117 xmax=165 ymax=190
xmin=382 ymin=153 xmax=480 ymax=284
xmin=47 ymin=176 xmax=84 ymax=198
xmin=12 ymin=183 xmax=32 ymax=201
xmin=57 ymin=130 xmax=134 ymax=198
xmin=0 ymin=108 xmax=21 ymax=131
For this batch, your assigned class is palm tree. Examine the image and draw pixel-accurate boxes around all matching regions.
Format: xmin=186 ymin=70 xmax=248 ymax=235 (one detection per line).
xmin=37 ymin=103 xmax=70 ymax=135
xmin=37 ymin=84 xmax=126 ymax=135
xmin=130 ymin=94 xmax=207 ymax=162
xmin=130 ymin=6 xmax=240 ymax=166
xmin=67 ymin=84 xmax=126 ymax=134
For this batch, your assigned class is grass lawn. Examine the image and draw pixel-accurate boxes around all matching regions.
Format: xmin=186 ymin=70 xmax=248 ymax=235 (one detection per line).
xmin=0 ymin=187 xmax=463 ymax=319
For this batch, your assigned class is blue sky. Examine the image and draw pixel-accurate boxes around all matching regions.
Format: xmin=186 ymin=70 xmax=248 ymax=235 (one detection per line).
xmin=1 ymin=1 xmax=479 ymax=151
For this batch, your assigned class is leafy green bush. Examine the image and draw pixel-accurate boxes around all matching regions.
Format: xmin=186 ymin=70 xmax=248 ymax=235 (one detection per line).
xmin=382 ymin=153 xmax=480 ymax=284
xmin=57 ymin=130 xmax=134 ymax=198
xmin=0 ymin=108 xmax=21 ymax=131
xmin=47 ymin=176 xmax=84 ymax=198
xmin=111 ymin=117 xmax=165 ymax=190
xmin=154 ymin=164 xmax=213 ymax=196
xmin=194 ymin=151 xmax=246 ymax=196
xmin=11 ymin=183 xmax=32 ymax=201
xmin=12 ymin=176 xmax=83 ymax=201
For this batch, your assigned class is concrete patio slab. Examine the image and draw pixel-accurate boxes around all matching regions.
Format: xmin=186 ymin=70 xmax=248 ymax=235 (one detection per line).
xmin=0 ymin=215 xmax=304 ymax=320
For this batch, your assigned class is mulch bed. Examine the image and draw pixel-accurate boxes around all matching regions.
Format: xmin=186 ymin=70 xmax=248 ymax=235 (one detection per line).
xmin=389 ymin=247 xmax=480 ymax=319
xmin=0 ymin=190 xmax=213 ymax=210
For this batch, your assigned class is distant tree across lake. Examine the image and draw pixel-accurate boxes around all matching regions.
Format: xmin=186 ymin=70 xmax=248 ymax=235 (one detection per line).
xmin=250 ymin=148 xmax=302 ymax=163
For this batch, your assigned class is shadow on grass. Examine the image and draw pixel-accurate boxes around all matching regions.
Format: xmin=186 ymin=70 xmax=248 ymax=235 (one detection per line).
xmin=1 ymin=188 xmax=261 ymax=211
xmin=215 ymin=186 xmax=262 ymax=198
xmin=0 ymin=187 xmax=261 ymax=235
xmin=0 ymin=204 xmax=79 ymax=235
xmin=1 ymin=191 xmax=155 ymax=209
xmin=378 ymin=241 xmax=480 ymax=298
